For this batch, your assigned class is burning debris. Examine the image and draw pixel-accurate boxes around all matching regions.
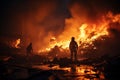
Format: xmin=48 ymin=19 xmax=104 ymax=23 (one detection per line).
xmin=0 ymin=37 xmax=21 ymax=49
xmin=38 ymin=12 xmax=120 ymax=55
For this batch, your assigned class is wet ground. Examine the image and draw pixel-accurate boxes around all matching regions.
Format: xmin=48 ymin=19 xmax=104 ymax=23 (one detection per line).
xmin=0 ymin=63 xmax=105 ymax=80
xmin=32 ymin=64 xmax=105 ymax=80
xmin=1 ymin=55 xmax=120 ymax=80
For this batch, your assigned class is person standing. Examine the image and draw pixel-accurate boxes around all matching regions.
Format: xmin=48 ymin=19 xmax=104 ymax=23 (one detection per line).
xmin=26 ymin=42 xmax=33 ymax=57
xmin=69 ymin=37 xmax=78 ymax=61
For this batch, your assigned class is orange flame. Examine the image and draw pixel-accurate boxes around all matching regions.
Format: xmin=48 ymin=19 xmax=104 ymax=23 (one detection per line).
xmin=38 ymin=12 xmax=120 ymax=53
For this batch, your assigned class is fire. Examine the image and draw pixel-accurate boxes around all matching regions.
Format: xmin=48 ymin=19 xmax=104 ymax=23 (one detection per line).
xmin=78 ymin=23 xmax=108 ymax=44
xmin=39 ymin=23 xmax=109 ymax=53
xmin=107 ymin=12 xmax=120 ymax=23
xmin=15 ymin=38 xmax=21 ymax=48
xmin=79 ymin=24 xmax=88 ymax=40
xmin=38 ymin=12 xmax=120 ymax=53
xmin=10 ymin=38 xmax=21 ymax=48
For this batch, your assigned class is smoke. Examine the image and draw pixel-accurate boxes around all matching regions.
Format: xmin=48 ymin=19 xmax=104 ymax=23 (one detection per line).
xmin=1 ymin=0 xmax=120 ymax=55
xmin=69 ymin=0 xmax=120 ymax=22
xmin=19 ymin=0 xmax=71 ymax=51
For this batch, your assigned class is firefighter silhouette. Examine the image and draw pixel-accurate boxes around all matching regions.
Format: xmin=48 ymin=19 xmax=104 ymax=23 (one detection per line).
xmin=69 ymin=37 xmax=78 ymax=61
xmin=26 ymin=42 xmax=33 ymax=56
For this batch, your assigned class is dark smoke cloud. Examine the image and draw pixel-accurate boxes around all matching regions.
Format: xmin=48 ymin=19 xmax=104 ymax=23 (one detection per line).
xmin=0 ymin=0 xmax=71 ymax=51
xmin=0 ymin=0 xmax=71 ymax=35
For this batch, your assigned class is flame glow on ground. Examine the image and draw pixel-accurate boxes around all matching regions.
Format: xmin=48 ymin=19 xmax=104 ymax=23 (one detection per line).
xmin=38 ymin=12 xmax=120 ymax=53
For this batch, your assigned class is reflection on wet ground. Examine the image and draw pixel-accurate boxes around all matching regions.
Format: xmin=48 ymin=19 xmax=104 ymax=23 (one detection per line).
xmin=32 ymin=64 xmax=105 ymax=80
xmin=1 ymin=55 xmax=120 ymax=80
